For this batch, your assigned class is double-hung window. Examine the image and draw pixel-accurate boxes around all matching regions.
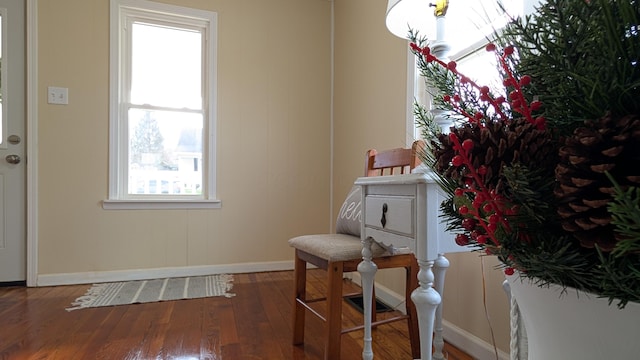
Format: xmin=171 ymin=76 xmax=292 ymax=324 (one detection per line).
xmin=106 ymin=0 xmax=218 ymax=209
xmin=411 ymin=0 xmax=532 ymax=139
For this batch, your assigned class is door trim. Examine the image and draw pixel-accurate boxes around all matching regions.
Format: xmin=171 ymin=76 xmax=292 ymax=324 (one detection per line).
xmin=26 ymin=0 xmax=37 ymax=286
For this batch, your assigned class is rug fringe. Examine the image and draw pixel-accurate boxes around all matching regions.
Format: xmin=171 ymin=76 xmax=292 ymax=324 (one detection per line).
xmin=217 ymin=273 xmax=236 ymax=298
xmin=66 ymin=283 xmax=113 ymax=311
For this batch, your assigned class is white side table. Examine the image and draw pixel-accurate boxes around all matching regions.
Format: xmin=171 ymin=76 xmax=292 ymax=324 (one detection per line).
xmin=355 ymin=173 xmax=468 ymax=360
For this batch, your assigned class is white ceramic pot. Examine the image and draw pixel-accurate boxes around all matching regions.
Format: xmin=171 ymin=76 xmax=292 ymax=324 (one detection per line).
xmin=506 ymin=273 xmax=640 ymax=360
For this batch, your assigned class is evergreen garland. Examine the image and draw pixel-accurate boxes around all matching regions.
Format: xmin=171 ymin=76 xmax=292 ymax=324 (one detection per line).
xmin=498 ymin=0 xmax=640 ymax=134
xmin=411 ymin=0 xmax=640 ymax=307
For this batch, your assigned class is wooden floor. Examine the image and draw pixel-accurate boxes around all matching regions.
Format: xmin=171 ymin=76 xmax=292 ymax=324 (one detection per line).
xmin=0 ymin=270 xmax=473 ymax=360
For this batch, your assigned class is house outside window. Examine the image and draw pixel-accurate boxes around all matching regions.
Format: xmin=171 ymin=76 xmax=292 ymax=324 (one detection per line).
xmin=105 ymin=0 xmax=219 ymax=209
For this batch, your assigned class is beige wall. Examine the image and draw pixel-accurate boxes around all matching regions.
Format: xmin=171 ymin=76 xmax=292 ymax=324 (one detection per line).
xmin=35 ymin=0 xmax=510 ymax=355
xmin=37 ymin=0 xmax=331 ymax=274
xmin=332 ymin=0 xmax=511 ymax=353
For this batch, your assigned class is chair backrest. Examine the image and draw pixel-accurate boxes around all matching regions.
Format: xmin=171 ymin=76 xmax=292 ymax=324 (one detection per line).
xmin=365 ymin=140 xmax=425 ymax=177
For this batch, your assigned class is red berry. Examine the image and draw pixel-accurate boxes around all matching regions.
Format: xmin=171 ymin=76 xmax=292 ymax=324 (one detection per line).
xmin=504 ymin=45 xmax=515 ymax=56
xmin=454 ymin=188 xmax=464 ymax=196
xmin=480 ymin=86 xmax=490 ymax=94
xmin=453 ymin=94 xmax=461 ymax=102
xmin=462 ymin=139 xmax=474 ymax=151
xmin=447 ymin=61 xmax=457 ymax=70
xmin=486 ymin=43 xmax=496 ymax=52
xmin=462 ymin=218 xmax=476 ymax=230
xmin=443 ymin=94 xmax=451 ymax=102
xmin=452 ymin=155 xmax=464 ymax=167
xmin=519 ymin=75 xmax=531 ymax=86
xmin=477 ymin=235 xmax=488 ymax=244
xmin=477 ymin=165 xmax=488 ymax=176
xmin=489 ymin=214 xmax=500 ymax=224
xmin=504 ymin=267 xmax=515 ymax=276
xmin=530 ymin=100 xmax=542 ymax=111
xmin=474 ymin=111 xmax=484 ymax=120
xmin=488 ymin=223 xmax=498 ymax=232
xmin=459 ymin=205 xmax=469 ymax=215
xmin=482 ymin=203 xmax=493 ymax=212
xmin=472 ymin=199 xmax=482 ymax=209
xmin=455 ymin=234 xmax=470 ymax=246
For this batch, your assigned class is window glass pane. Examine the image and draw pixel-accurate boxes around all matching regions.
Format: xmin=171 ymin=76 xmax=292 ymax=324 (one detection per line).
xmin=130 ymin=22 xmax=202 ymax=109
xmin=454 ymin=48 xmax=506 ymax=119
xmin=128 ymin=108 xmax=203 ymax=195
xmin=456 ymin=49 xmax=502 ymax=95
xmin=445 ymin=0 xmax=523 ymax=57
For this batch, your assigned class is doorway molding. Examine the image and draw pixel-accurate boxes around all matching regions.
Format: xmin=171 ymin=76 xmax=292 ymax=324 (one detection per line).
xmin=26 ymin=0 xmax=38 ymax=286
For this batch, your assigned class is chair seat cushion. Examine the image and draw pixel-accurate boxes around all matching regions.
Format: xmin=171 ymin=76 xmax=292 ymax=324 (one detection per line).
xmin=288 ymin=233 xmax=390 ymax=262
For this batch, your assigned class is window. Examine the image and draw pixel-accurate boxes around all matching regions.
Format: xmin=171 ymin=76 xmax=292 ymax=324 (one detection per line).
xmin=410 ymin=0 xmax=531 ymax=139
xmin=106 ymin=0 xmax=218 ymax=209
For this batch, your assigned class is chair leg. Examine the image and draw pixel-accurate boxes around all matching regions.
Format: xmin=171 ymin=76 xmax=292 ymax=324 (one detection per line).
xmin=325 ymin=261 xmax=344 ymax=360
xmin=406 ymin=256 xmax=421 ymax=359
xmin=293 ymin=251 xmax=307 ymax=345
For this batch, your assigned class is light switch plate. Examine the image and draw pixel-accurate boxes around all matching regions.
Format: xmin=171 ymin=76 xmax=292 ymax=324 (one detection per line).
xmin=48 ymin=86 xmax=69 ymax=105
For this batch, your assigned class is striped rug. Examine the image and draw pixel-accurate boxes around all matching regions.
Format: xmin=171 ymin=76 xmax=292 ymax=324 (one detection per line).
xmin=66 ymin=274 xmax=235 ymax=311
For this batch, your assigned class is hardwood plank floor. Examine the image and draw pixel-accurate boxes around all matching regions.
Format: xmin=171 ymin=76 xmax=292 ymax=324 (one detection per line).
xmin=0 ymin=270 xmax=473 ymax=359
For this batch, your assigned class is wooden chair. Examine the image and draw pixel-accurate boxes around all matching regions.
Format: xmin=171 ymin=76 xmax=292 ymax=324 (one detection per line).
xmin=289 ymin=140 xmax=424 ymax=359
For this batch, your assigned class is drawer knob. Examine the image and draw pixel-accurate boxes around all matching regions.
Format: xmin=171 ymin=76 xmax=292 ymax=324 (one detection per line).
xmin=381 ymin=203 xmax=388 ymax=228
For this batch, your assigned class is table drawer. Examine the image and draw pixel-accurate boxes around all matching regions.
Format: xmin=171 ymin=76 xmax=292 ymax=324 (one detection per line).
xmin=363 ymin=195 xmax=414 ymax=238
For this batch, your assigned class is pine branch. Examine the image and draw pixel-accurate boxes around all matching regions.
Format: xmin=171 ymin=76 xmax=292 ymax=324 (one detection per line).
xmin=497 ymin=0 xmax=640 ymax=135
xmin=606 ymin=173 xmax=640 ymax=257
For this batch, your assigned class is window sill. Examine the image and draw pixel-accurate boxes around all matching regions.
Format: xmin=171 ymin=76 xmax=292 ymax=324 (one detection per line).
xmin=102 ymin=199 xmax=222 ymax=210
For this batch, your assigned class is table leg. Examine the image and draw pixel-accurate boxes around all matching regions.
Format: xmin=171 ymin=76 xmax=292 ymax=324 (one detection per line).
xmin=358 ymin=236 xmax=378 ymax=360
xmin=433 ymin=254 xmax=450 ymax=360
xmin=411 ymin=259 xmax=441 ymax=360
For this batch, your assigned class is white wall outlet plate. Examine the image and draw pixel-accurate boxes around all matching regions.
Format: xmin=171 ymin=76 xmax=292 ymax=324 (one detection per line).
xmin=48 ymin=86 xmax=69 ymax=105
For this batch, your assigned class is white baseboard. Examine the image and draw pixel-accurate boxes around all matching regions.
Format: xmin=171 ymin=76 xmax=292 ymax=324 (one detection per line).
xmin=36 ymin=260 xmax=294 ymax=286
xmin=348 ymin=272 xmax=509 ymax=360
xmin=443 ymin=320 xmax=509 ymax=360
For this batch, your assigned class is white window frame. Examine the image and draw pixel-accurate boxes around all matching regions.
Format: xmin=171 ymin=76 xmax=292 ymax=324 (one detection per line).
xmin=104 ymin=0 xmax=219 ymax=210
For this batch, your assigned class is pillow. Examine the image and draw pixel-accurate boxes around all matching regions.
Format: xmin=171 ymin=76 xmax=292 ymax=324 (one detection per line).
xmin=335 ymin=185 xmax=362 ymax=237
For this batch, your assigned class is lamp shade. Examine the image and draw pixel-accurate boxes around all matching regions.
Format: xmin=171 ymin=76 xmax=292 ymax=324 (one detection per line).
xmin=385 ymin=0 xmax=434 ymax=40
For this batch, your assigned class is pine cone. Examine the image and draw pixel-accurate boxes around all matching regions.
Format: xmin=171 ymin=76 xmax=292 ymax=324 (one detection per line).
xmin=433 ymin=119 xmax=557 ymax=190
xmin=555 ymin=113 xmax=640 ymax=251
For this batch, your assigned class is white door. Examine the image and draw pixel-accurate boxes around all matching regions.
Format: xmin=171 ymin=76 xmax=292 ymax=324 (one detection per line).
xmin=0 ymin=0 xmax=26 ymax=283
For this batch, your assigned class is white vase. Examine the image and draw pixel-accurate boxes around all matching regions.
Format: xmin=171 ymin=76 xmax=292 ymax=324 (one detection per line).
xmin=505 ymin=273 xmax=640 ymax=360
